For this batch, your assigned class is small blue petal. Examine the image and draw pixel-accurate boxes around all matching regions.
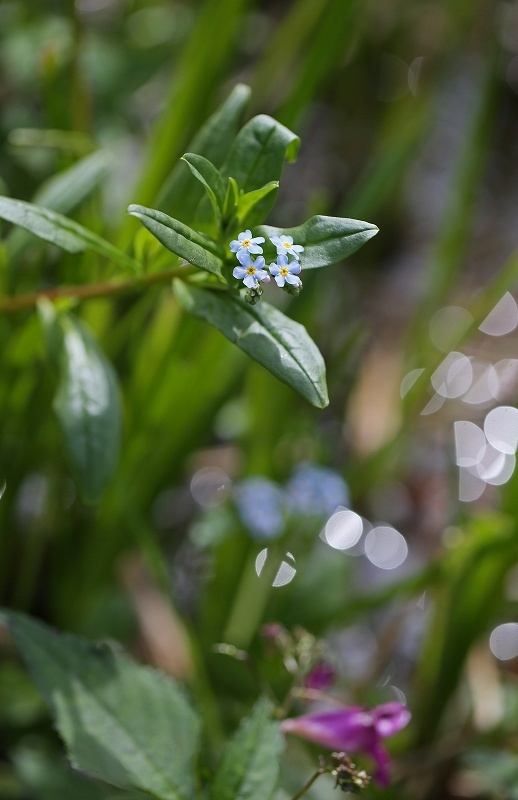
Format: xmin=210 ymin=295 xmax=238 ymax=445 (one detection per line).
xmin=233 ymin=266 xmax=247 ymax=279
xmin=244 ymin=274 xmax=257 ymax=288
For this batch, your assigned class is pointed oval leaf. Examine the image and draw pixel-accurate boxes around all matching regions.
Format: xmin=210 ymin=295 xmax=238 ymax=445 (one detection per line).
xmin=157 ymin=83 xmax=251 ymax=220
xmin=0 ymin=196 xmax=139 ymax=273
xmin=181 ymin=153 xmax=226 ymax=222
xmin=174 ymin=280 xmax=328 ymax=408
xmin=210 ymin=699 xmax=283 ymax=800
xmin=128 ymin=204 xmax=224 ymax=279
xmin=256 ymin=215 xmax=379 ymax=269
xmin=2 ymin=612 xmax=200 ymax=800
xmin=51 ymin=314 xmax=122 ymax=505
xmin=236 ymin=181 xmax=279 ymax=229
xmin=221 ymin=115 xmax=299 ymax=223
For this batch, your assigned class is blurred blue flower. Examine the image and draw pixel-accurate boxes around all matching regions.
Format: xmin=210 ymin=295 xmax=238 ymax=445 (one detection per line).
xmin=287 ymin=463 xmax=349 ymax=518
xmin=270 ymin=234 xmax=304 ymax=261
xmin=233 ymin=477 xmax=286 ymax=540
xmin=269 ymin=254 xmax=302 ymax=288
xmin=229 ymin=229 xmax=265 ymax=257
xmin=233 ymin=253 xmax=270 ymax=289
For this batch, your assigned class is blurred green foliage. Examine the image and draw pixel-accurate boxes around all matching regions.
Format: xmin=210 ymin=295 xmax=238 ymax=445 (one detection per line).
xmin=1 ymin=0 xmax=518 ymax=798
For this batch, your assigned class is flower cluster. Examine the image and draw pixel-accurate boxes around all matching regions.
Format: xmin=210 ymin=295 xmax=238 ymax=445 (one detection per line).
xmin=229 ymin=229 xmax=304 ymax=304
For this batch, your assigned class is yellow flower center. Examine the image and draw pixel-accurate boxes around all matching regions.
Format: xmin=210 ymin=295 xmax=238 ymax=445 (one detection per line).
xmin=283 ymin=241 xmax=292 ymax=248
xmin=246 ymin=266 xmax=256 ymax=275
xmin=242 ymin=239 xmax=251 ymax=247
xmin=280 ymin=267 xmax=289 ymax=276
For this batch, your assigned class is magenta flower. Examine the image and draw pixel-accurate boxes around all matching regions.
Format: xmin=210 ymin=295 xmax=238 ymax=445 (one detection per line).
xmin=304 ymin=662 xmax=336 ymax=691
xmin=280 ymin=702 xmax=410 ymax=787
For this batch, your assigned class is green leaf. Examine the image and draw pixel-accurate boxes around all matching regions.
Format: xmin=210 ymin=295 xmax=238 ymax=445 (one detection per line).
xmin=48 ymin=312 xmax=122 ymax=505
xmin=222 ymin=115 xmax=300 ymax=190
xmin=181 ymin=153 xmax=226 ymax=222
xmin=221 ymin=115 xmax=299 ymax=222
xmin=256 ymin=215 xmax=379 ymax=269
xmin=223 ymin=176 xmax=239 ymax=221
xmin=174 ymin=280 xmax=328 ymax=408
xmin=128 ymin=204 xmax=224 ymax=278
xmin=236 ymin=182 xmax=279 ymax=229
xmin=210 ymin=699 xmax=283 ymax=800
xmin=0 ymin=196 xmax=139 ymax=273
xmin=2 ymin=612 xmax=200 ymax=800
xmin=157 ymin=83 xmax=251 ymax=221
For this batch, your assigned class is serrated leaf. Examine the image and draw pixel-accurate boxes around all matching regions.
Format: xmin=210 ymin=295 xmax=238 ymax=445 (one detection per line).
xmin=50 ymin=313 xmax=122 ymax=505
xmin=181 ymin=153 xmax=226 ymax=223
xmin=174 ymin=280 xmax=328 ymax=408
xmin=256 ymin=215 xmax=378 ymax=269
xmin=210 ymin=700 xmax=283 ymax=800
xmin=157 ymin=84 xmax=251 ymax=220
xmin=236 ymin=182 xmax=279 ymax=229
xmin=0 ymin=196 xmax=139 ymax=273
xmin=2 ymin=612 xmax=200 ymax=800
xmin=128 ymin=205 xmax=224 ymax=279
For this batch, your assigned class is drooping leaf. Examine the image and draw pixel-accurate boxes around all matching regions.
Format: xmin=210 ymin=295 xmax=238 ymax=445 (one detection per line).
xmin=174 ymin=280 xmax=328 ymax=408
xmin=256 ymin=215 xmax=378 ymax=269
xmin=210 ymin=699 xmax=283 ymax=800
xmin=128 ymin=205 xmax=224 ymax=278
xmin=0 ymin=196 xmax=139 ymax=273
xmin=236 ymin=182 xmax=279 ymax=229
xmin=46 ymin=312 xmax=122 ymax=505
xmin=181 ymin=153 xmax=226 ymax=222
xmin=2 ymin=612 xmax=200 ymax=800
xmin=157 ymin=83 xmax=251 ymax=220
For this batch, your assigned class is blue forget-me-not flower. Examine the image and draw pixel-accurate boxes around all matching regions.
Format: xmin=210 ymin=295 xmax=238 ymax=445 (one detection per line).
xmin=270 ymin=234 xmax=304 ymax=261
xmin=233 ymin=477 xmax=286 ymax=540
xmin=230 ymin=229 xmax=265 ymax=258
xmin=270 ymin=255 xmax=302 ymax=288
xmin=287 ymin=463 xmax=349 ymax=518
xmin=233 ymin=253 xmax=270 ymax=289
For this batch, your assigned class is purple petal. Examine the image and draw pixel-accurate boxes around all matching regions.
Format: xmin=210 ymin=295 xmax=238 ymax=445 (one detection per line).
xmin=280 ymin=708 xmax=374 ymax=753
xmin=233 ymin=266 xmax=247 ymax=279
xmin=369 ymin=741 xmax=391 ymax=787
xmin=244 ymin=274 xmax=257 ymax=288
xmin=304 ymin=662 xmax=336 ymax=691
xmin=372 ymin=703 xmax=411 ymax=738
xmin=249 ymin=243 xmax=263 ymax=254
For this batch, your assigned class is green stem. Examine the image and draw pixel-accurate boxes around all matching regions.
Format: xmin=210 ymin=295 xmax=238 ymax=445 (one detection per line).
xmin=223 ymin=544 xmax=279 ymax=649
xmin=290 ymin=769 xmax=325 ymax=800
